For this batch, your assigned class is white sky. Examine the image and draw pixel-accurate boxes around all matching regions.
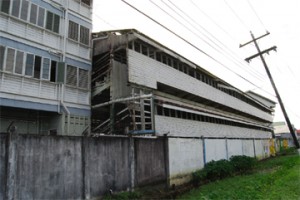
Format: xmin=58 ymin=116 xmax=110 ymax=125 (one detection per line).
xmin=92 ymin=0 xmax=300 ymax=128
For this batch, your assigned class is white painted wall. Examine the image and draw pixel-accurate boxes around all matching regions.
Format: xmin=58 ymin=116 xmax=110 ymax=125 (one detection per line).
xmin=168 ymin=138 xmax=204 ymax=178
xmin=227 ymin=139 xmax=243 ymax=158
xmin=242 ymin=140 xmax=255 ymax=157
xmin=155 ymin=115 xmax=272 ymax=138
xmin=128 ymin=50 xmax=273 ymax=122
xmin=205 ymin=139 xmax=227 ymax=162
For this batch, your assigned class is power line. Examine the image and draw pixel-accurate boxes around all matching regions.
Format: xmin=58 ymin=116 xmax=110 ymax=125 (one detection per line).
xmin=224 ymin=0 xmax=250 ymax=32
xmin=121 ymin=0 xmax=264 ymax=89
xmin=246 ymin=0 xmax=267 ymax=31
xmin=93 ymin=13 xmax=117 ymax=29
xmin=162 ymin=0 xmax=266 ymax=81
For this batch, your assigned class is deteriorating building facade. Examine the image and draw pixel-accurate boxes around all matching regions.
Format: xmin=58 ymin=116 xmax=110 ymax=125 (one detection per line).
xmin=92 ymin=29 xmax=274 ymax=138
xmin=0 ymin=0 xmax=92 ymax=135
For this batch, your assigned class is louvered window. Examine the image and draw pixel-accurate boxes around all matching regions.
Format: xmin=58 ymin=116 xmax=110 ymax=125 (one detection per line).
xmin=37 ymin=7 xmax=45 ymax=27
xmin=6 ymin=48 xmax=15 ymax=73
xmin=12 ymin=0 xmax=20 ymax=17
xmin=42 ymin=58 xmax=50 ymax=79
xmin=20 ymin=0 xmax=29 ymax=21
xmin=78 ymin=69 xmax=88 ymax=88
xmin=68 ymin=21 xmax=79 ymax=41
xmin=80 ymin=26 xmax=89 ymax=45
xmin=0 ymin=46 xmax=5 ymax=70
xmin=25 ymin=54 xmax=34 ymax=76
xmin=66 ymin=65 xmax=77 ymax=86
xmin=29 ymin=3 xmax=37 ymax=25
xmin=15 ymin=51 xmax=24 ymax=74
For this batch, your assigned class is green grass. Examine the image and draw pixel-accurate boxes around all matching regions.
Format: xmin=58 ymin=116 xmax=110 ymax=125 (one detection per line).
xmin=179 ymin=153 xmax=300 ymax=200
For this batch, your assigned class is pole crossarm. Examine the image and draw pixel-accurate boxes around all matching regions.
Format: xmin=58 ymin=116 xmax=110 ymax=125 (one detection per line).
xmin=240 ymin=31 xmax=300 ymax=149
xmin=245 ymin=46 xmax=277 ymax=62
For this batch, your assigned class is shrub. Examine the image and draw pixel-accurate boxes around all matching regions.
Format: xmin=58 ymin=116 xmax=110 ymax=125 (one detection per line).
xmin=205 ymin=159 xmax=234 ymax=180
xmin=230 ymin=155 xmax=257 ymax=174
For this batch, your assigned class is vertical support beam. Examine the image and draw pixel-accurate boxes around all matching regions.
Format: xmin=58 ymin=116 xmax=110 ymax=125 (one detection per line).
xmin=151 ymin=97 xmax=155 ymax=134
xmin=202 ymin=136 xmax=206 ymax=165
xmin=81 ymin=137 xmax=90 ymax=200
xmin=253 ymin=138 xmax=256 ymax=159
xmin=163 ymin=134 xmax=170 ymax=188
xmin=140 ymin=91 xmax=145 ymax=130
xmin=225 ymin=137 xmax=229 ymax=160
xmin=129 ymin=136 xmax=135 ymax=191
xmin=110 ymin=103 xmax=115 ymax=134
xmin=6 ymin=131 xmax=18 ymax=200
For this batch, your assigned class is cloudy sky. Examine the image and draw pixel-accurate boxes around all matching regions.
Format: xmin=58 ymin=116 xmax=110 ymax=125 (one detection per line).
xmin=92 ymin=0 xmax=300 ymax=128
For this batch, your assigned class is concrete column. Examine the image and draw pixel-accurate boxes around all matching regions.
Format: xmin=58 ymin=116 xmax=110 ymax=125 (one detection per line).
xmin=6 ymin=131 xmax=18 ymax=200
xmin=81 ymin=137 xmax=90 ymax=199
xmin=163 ymin=134 xmax=170 ymax=188
xmin=129 ymin=136 xmax=135 ymax=190
xmin=225 ymin=137 xmax=229 ymax=160
xmin=202 ymin=137 xmax=206 ymax=165
xmin=253 ymin=139 xmax=256 ymax=158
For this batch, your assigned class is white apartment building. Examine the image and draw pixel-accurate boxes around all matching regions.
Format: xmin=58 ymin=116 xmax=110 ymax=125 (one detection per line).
xmin=0 ymin=0 xmax=92 ymax=135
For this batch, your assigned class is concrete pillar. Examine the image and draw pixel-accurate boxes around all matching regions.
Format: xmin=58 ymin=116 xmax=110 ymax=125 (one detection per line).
xmin=81 ymin=137 xmax=90 ymax=199
xmin=163 ymin=134 xmax=170 ymax=188
xmin=202 ymin=136 xmax=206 ymax=165
xmin=253 ymin=139 xmax=256 ymax=158
xmin=6 ymin=131 xmax=18 ymax=200
xmin=129 ymin=136 xmax=135 ymax=190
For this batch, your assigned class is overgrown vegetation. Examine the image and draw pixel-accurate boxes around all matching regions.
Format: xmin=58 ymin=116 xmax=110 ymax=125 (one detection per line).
xmin=181 ymin=148 xmax=300 ymax=200
xmin=193 ymin=155 xmax=257 ymax=185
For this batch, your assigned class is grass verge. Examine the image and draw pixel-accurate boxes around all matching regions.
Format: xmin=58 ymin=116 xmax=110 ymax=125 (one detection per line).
xmin=179 ymin=152 xmax=300 ymax=200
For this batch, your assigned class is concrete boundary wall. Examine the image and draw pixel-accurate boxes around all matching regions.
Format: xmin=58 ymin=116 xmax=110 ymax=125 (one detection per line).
xmin=168 ymin=136 xmax=271 ymax=186
xmin=0 ymin=133 xmax=167 ymax=200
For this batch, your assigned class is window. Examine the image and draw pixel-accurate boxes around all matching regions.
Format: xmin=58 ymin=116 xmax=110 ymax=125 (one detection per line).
xmin=80 ymin=25 xmax=89 ymax=45
xmin=12 ymin=0 xmax=21 ymax=18
xmin=68 ymin=21 xmax=78 ymax=41
xmin=25 ymin=54 xmax=34 ymax=76
xmin=81 ymin=0 xmax=91 ymax=6
xmin=33 ymin=56 xmax=41 ymax=78
xmin=6 ymin=48 xmax=15 ymax=72
xmin=20 ymin=0 xmax=29 ymax=21
xmin=0 ymin=46 xmax=5 ymax=70
xmin=78 ymin=68 xmax=88 ymax=88
xmin=42 ymin=58 xmax=50 ymax=79
xmin=29 ymin=3 xmax=37 ymax=25
xmin=37 ymin=7 xmax=45 ymax=27
xmin=46 ymin=11 xmax=60 ymax=33
xmin=15 ymin=51 xmax=24 ymax=74
xmin=0 ymin=0 xmax=10 ymax=14
xmin=50 ymin=61 xmax=57 ymax=82
xmin=66 ymin=65 xmax=77 ymax=86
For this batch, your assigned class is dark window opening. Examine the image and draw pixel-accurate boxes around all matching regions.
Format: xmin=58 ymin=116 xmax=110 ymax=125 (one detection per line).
xmin=50 ymin=61 xmax=57 ymax=82
xmin=34 ymin=56 xmax=41 ymax=79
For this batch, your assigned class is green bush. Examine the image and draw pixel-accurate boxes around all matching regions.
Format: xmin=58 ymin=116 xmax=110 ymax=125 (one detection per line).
xmin=230 ymin=155 xmax=257 ymax=174
xmin=205 ymin=159 xmax=234 ymax=180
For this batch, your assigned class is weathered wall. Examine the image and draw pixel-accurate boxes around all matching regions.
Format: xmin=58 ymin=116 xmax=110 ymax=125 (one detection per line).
xmin=15 ymin=135 xmax=83 ymax=200
xmin=168 ymin=138 xmax=204 ymax=185
xmin=0 ymin=134 xmax=6 ymax=200
xmin=135 ymin=138 xmax=166 ymax=186
xmin=0 ymin=134 xmax=166 ymax=199
xmin=84 ymin=137 xmax=130 ymax=197
xmin=227 ymin=139 xmax=243 ymax=158
xmin=155 ymin=115 xmax=272 ymax=138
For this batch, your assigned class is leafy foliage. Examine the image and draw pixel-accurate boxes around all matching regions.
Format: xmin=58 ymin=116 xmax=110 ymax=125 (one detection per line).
xmin=229 ymin=155 xmax=257 ymax=174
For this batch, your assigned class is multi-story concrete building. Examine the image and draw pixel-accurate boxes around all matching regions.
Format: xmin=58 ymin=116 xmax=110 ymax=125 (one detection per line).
xmin=92 ymin=29 xmax=276 ymax=184
xmin=0 ymin=0 xmax=92 ymax=135
xmin=92 ymin=29 xmax=274 ymax=137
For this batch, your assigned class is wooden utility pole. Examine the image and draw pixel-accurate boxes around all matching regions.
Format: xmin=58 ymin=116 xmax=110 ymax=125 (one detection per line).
xmin=240 ymin=31 xmax=300 ymax=149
